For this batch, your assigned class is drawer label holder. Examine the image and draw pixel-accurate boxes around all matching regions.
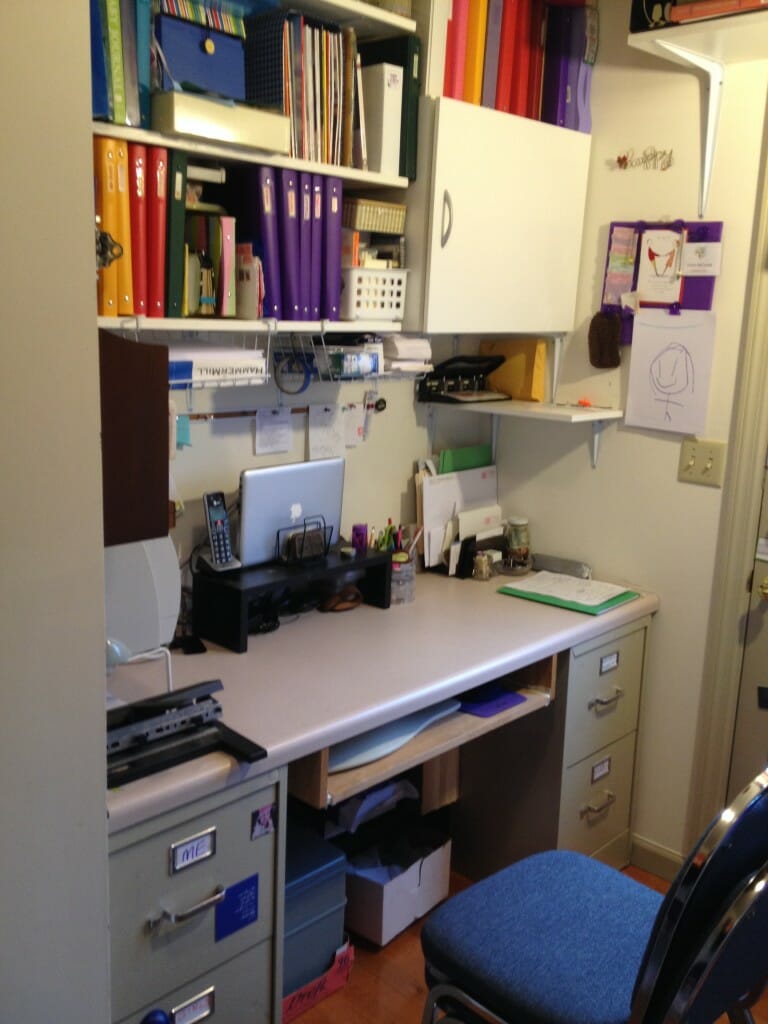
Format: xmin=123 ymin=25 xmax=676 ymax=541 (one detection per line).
xmin=172 ymin=985 xmax=215 ymax=1024
xmin=170 ymin=826 xmax=217 ymax=874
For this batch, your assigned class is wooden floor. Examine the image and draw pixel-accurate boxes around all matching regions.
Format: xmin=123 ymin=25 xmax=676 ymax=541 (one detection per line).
xmin=297 ymin=867 xmax=768 ymax=1024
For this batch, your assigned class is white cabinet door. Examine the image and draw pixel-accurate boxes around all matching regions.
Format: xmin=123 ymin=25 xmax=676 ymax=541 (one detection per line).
xmin=406 ymin=97 xmax=591 ymax=335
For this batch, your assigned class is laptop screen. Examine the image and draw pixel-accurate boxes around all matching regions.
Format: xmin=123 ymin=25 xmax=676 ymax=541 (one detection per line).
xmin=238 ymin=458 xmax=345 ymax=567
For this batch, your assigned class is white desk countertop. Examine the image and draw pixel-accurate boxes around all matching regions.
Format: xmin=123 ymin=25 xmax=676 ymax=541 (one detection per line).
xmin=107 ymin=573 xmax=658 ymax=832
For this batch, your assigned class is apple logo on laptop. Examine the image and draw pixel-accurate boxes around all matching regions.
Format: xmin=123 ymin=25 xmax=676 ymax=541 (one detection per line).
xmin=289 ymin=502 xmax=303 ymax=523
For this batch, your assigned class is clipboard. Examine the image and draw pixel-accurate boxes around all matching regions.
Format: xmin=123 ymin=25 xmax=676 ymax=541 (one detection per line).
xmin=601 ymin=219 xmax=723 ymax=345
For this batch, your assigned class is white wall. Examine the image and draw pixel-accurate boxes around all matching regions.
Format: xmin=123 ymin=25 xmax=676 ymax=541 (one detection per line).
xmin=495 ymin=1 xmax=768 ymax=861
xmin=0 ymin=2 xmax=111 ymax=1019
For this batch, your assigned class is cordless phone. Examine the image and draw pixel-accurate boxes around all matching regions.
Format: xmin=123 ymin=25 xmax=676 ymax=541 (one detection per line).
xmin=202 ymin=492 xmax=241 ymax=571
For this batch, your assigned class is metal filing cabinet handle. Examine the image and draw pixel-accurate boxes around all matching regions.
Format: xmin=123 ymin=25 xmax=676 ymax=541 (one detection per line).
xmin=147 ymin=885 xmax=226 ymax=932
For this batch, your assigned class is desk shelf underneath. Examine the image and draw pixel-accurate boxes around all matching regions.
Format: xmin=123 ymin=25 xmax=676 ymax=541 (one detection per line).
xmin=289 ymin=655 xmax=557 ymax=811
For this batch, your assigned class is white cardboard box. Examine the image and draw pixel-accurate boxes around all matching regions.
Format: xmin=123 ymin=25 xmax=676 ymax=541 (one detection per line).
xmin=360 ymin=63 xmax=404 ymax=177
xmin=344 ymin=835 xmax=451 ymax=946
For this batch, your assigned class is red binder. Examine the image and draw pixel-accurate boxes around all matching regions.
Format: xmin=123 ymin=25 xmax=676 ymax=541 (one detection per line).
xmin=128 ymin=143 xmax=148 ymax=316
xmin=495 ymin=0 xmax=519 ymax=113
xmin=444 ymin=0 xmax=469 ymax=99
xmin=146 ymin=146 xmax=168 ymax=318
xmin=526 ymin=0 xmax=546 ymax=120
xmin=510 ymin=0 xmax=532 ymax=117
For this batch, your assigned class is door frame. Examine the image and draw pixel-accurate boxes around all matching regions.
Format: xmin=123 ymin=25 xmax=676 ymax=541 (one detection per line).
xmin=686 ymin=131 xmax=768 ymax=847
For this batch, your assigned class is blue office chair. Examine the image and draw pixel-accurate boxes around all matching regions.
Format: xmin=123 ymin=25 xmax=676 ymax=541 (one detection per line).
xmin=421 ymin=769 xmax=768 ymax=1024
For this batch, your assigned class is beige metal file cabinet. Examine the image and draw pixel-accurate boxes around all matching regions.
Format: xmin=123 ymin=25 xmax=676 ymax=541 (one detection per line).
xmin=109 ymin=767 xmax=286 ymax=1024
xmin=557 ymin=618 xmax=651 ymax=868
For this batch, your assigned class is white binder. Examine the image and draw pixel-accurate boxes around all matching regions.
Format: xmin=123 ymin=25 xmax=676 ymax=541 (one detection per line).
xmin=360 ymin=62 xmax=403 ymax=176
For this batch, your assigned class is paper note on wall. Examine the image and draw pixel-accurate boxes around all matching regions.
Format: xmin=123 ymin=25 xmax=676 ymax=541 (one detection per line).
xmin=625 ymin=309 xmax=715 ymax=435
xmin=309 ymin=404 xmax=345 ymax=459
xmin=255 ymin=407 xmax=292 ymax=455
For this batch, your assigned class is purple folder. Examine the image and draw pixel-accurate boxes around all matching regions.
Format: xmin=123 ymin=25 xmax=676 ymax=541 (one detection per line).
xmin=299 ymin=172 xmax=312 ymax=320
xmin=278 ymin=168 xmax=301 ymax=320
xmin=540 ymin=5 xmax=571 ymax=129
xmin=322 ymin=176 xmax=343 ymax=321
xmin=601 ymin=220 xmax=724 ymax=345
xmin=257 ymin=166 xmax=282 ymax=320
xmin=309 ymin=174 xmax=323 ymax=320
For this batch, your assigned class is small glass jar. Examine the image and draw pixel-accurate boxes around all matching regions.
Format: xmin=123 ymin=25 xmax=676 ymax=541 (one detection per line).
xmin=391 ymin=553 xmax=415 ymax=604
xmin=506 ymin=517 xmax=531 ymax=569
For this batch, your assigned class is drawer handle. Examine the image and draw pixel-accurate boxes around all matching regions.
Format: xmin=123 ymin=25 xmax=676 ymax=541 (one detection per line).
xmin=580 ymin=790 xmax=616 ymax=819
xmin=588 ymin=686 xmax=624 ymax=711
xmin=147 ymin=885 xmax=226 ymax=932
xmin=441 ymin=190 xmax=453 ymax=248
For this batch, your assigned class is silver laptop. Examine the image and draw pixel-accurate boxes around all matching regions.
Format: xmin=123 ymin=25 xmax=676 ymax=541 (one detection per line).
xmin=238 ymin=458 xmax=345 ymax=567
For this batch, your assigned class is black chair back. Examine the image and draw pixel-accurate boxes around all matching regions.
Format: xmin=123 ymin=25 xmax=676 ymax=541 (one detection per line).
xmin=630 ymin=768 xmax=768 ymax=1023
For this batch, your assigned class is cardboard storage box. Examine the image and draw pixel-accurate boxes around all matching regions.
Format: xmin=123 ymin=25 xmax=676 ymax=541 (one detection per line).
xmin=282 ymin=940 xmax=354 ymax=1023
xmin=151 ymin=90 xmax=290 ymax=154
xmin=344 ymin=831 xmax=451 ymax=946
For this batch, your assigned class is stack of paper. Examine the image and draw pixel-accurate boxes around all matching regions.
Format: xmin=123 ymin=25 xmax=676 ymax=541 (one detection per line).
xmin=381 ymin=334 xmax=433 ymax=374
xmin=498 ymin=571 xmax=639 ymax=616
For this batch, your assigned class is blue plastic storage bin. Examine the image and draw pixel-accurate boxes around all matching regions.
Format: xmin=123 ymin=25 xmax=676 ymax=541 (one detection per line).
xmin=284 ymin=822 xmax=347 ymax=996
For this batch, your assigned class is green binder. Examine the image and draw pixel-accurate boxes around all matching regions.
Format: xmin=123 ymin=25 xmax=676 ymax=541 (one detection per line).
xmin=165 ymin=149 xmax=188 ymax=318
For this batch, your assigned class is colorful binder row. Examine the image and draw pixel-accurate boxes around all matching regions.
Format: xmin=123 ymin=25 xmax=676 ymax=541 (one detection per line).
xmin=93 ymin=142 xmax=344 ymax=323
xmin=94 ymin=138 xmax=236 ymax=319
xmin=443 ymin=0 xmax=596 ymax=132
xmin=241 ymin=166 xmax=343 ymax=322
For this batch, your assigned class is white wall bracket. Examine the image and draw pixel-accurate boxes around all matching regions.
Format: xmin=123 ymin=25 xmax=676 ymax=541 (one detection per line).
xmin=651 ymin=40 xmax=724 ymax=218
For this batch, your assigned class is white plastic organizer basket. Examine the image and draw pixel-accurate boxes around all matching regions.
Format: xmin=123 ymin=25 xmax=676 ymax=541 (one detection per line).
xmin=340 ymin=268 xmax=408 ymax=321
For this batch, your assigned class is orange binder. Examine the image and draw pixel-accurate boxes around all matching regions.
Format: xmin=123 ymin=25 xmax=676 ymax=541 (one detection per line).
xmin=115 ymin=140 xmax=134 ymax=315
xmin=495 ymin=0 xmax=519 ymax=113
xmin=127 ymin=143 xmax=147 ymax=316
xmin=463 ymin=0 xmax=489 ymax=105
xmin=146 ymin=146 xmax=168 ymax=318
xmin=93 ymin=136 xmax=119 ymax=316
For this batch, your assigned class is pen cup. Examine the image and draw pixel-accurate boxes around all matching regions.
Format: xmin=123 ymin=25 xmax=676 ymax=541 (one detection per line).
xmin=352 ymin=523 xmax=368 ymax=555
xmin=390 ymin=553 xmax=415 ymax=605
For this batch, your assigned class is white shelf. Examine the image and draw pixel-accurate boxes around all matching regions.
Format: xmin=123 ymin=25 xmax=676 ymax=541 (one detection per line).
xmin=98 ymin=315 xmax=403 ymax=335
xmin=277 ymin=0 xmax=416 ymax=39
xmin=92 ymin=122 xmax=408 ymax=190
xmin=431 ymin=401 xmax=623 ymax=468
xmin=440 ymin=400 xmax=623 ymax=423
xmin=627 ymin=11 xmax=768 ymax=215
xmin=627 ymin=11 xmax=768 ymax=64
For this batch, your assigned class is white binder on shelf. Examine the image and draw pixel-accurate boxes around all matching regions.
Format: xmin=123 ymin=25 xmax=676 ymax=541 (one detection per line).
xmin=360 ymin=62 xmax=403 ymax=177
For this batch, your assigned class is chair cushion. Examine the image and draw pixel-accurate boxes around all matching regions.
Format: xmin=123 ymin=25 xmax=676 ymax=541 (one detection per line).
xmin=421 ymin=850 xmax=663 ymax=1024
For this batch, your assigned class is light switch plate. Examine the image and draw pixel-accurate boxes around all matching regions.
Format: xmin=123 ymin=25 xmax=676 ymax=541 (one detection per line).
xmin=678 ymin=437 xmax=727 ymax=488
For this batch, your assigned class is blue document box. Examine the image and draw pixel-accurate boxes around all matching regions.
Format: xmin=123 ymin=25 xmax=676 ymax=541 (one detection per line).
xmin=155 ymin=15 xmax=245 ymax=101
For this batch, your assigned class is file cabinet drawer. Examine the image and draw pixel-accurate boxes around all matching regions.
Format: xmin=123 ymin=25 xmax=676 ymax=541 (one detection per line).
xmin=563 ymin=624 xmax=646 ymax=767
xmin=110 ymin=774 xmax=280 ymax=1022
xmin=558 ymin=732 xmax=635 ymax=857
xmin=117 ymin=938 xmax=273 ymax=1024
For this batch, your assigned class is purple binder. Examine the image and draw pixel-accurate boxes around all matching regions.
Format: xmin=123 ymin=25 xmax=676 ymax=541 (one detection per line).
xmin=257 ymin=166 xmax=282 ymax=320
xmin=309 ymin=174 xmax=323 ymax=320
xmin=540 ymin=5 xmax=571 ymax=129
xmin=278 ymin=168 xmax=301 ymax=320
xmin=541 ymin=5 xmax=593 ymax=133
xmin=601 ymin=220 xmax=724 ymax=344
xmin=299 ymin=172 xmax=312 ymax=320
xmin=322 ymin=176 xmax=342 ymax=321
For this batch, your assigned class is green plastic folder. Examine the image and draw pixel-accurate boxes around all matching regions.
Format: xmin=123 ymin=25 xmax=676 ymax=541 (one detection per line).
xmin=497 ymin=582 xmax=640 ymax=616
xmin=438 ymin=443 xmax=493 ymax=474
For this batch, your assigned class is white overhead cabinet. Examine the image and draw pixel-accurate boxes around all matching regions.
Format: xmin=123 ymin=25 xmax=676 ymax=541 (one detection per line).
xmin=403 ymin=97 xmax=592 ymax=335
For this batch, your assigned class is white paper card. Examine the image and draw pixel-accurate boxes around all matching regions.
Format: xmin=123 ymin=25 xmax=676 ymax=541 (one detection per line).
xmin=680 ymin=241 xmax=722 ymax=277
xmin=255 ymin=407 xmax=292 ymax=455
xmin=309 ymin=404 xmax=345 ymax=459
xmin=636 ymin=229 xmax=683 ymax=306
xmin=344 ymin=403 xmax=366 ymax=447
xmin=625 ymin=309 xmax=715 ymax=435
